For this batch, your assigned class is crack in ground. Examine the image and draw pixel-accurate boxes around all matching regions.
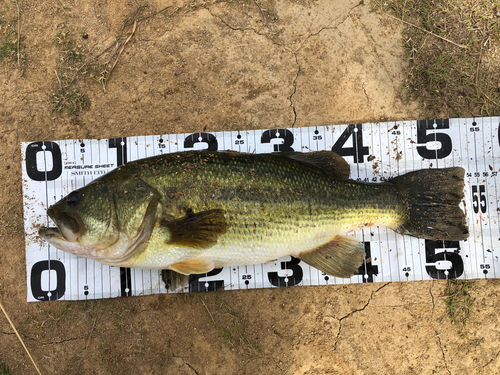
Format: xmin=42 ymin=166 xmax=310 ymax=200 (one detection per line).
xmin=285 ymin=0 xmax=364 ymax=124
xmin=333 ymin=282 xmax=389 ymax=350
xmin=207 ymin=0 xmax=364 ymax=51
xmin=156 ymin=316 xmax=199 ymax=374
xmin=362 ymin=83 xmax=370 ymax=104
xmin=435 ymin=330 xmax=451 ymax=375
xmin=207 ymin=7 xmax=264 ymax=36
xmin=289 ymin=52 xmax=300 ymax=127
xmin=173 ymin=354 xmax=200 ymax=375
xmin=429 ymin=282 xmax=436 ymax=312
xmin=483 ymin=349 xmax=500 ymax=368
xmin=207 ymin=1 xmax=364 ymax=128
xmin=41 ymin=336 xmax=79 ymax=346
xmin=296 ymin=0 xmax=365 ymax=52
xmin=207 ymin=6 xmax=300 ymax=127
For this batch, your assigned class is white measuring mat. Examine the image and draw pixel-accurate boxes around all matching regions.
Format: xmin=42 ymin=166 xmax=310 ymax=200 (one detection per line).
xmin=21 ymin=117 xmax=500 ymax=302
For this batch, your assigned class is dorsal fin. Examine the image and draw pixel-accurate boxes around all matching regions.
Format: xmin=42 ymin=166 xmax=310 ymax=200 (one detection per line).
xmin=278 ymin=151 xmax=350 ymax=179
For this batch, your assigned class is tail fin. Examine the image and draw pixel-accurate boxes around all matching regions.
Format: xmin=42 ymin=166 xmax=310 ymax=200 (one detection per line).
xmin=391 ymin=167 xmax=468 ymax=241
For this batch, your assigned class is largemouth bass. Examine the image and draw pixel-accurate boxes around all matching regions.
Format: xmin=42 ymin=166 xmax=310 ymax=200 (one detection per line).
xmin=39 ymin=151 xmax=468 ymax=277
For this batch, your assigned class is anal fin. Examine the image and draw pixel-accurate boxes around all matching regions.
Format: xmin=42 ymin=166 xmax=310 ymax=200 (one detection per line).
xmin=169 ymin=258 xmax=215 ymax=275
xmin=298 ymin=235 xmax=366 ymax=278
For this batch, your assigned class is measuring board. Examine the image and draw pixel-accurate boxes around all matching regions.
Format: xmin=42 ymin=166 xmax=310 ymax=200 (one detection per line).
xmin=21 ymin=117 xmax=500 ymax=302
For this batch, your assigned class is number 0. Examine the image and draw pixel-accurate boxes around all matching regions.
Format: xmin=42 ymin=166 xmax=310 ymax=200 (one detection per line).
xmin=30 ymin=260 xmax=66 ymax=301
xmin=25 ymin=142 xmax=62 ymax=181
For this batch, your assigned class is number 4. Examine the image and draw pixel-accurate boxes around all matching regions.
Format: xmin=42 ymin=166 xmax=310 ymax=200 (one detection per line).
xmin=331 ymin=124 xmax=369 ymax=163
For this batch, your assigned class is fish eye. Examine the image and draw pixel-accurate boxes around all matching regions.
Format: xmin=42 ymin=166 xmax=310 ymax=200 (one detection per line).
xmin=67 ymin=191 xmax=81 ymax=206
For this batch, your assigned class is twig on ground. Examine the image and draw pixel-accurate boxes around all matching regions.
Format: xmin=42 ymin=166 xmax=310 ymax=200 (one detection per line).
xmin=110 ymin=20 xmax=137 ymax=72
xmin=167 ymin=7 xmax=180 ymax=18
xmin=77 ymin=4 xmax=177 ymax=89
xmin=253 ymin=0 xmax=268 ymax=25
xmin=102 ymin=19 xmax=137 ymax=91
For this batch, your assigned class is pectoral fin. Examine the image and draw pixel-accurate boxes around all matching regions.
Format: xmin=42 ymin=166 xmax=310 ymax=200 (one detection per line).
xmin=169 ymin=258 xmax=215 ymax=275
xmin=162 ymin=209 xmax=229 ymax=249
xmin=298 ymin=235 xmax=366 ymax=278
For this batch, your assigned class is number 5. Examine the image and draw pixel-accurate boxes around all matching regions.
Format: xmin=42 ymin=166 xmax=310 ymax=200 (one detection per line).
xmin=472 ymin=185 xmax=487 ymax=214
xmin=416 ymin=119 xmax=452 ymax=159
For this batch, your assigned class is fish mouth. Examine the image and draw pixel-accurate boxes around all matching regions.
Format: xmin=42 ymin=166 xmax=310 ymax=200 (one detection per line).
xmin=39 ymin=209 xmax=80 ymax=243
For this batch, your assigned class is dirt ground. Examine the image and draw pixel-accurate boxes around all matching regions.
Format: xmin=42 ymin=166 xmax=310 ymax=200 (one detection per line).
xmin=1 ymin=0 xmax=500 ymax=374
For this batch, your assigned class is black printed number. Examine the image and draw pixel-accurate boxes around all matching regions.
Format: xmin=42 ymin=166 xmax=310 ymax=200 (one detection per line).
xmin=189 ymin=268 xmax=225 ymax=292
xmin=108 ymin=138 xmax=128 ymax=166
xmin=25 ymin=141 xmax=63 ymax=181
xmin=268 ymin=256 xmax=303 ymax=286
xmin=331 ymin=124 xmax=369 ymax=163
xmin=425 ymin=240 xmax=464 ymax=279
xmin=30 ymin=260 xmax=66 ymax=301
xmin=261 ymin=129 xmax=294 ymax=152
xmin=108 ymin=138 xmax=132 ymax=296
xmin=416 ymin=119 xmax=452 ymax=159
xmin=472 ymin=185 xmax=487 ymax=213
xmin=184 ymin=133 xmax=218 ymax=151
xmin=355 ymin=242 xmax=378 ymax=283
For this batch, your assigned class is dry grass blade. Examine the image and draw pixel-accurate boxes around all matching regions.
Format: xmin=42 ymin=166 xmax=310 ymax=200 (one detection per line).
xmin=110 ymin=20 xmax=137 ymax=72
xmin=16 ymin=0 xmax=20 ymax=66
xmin=387 ymin=14 xmax=468 ymax=49
xmin=201 ymin=298 xmax=215 ymax=323
xmin=54 ymin=69 xmax=62 ymax=88
xmin=478 ymin=87 xmax=500 ymax=107
xmin=201 ymin=298 xmax=234 ymax=346
xmin=0 ymin=299 xmax=42 ymax=375
xmin=85 ymin=313 xmax=98 ymax=350
xmin=10 ymin=125 xmax=18 ymax=161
